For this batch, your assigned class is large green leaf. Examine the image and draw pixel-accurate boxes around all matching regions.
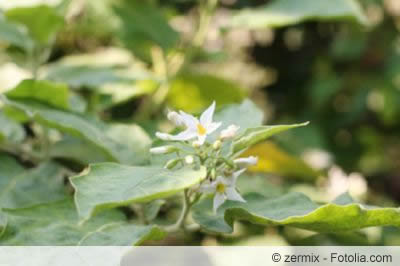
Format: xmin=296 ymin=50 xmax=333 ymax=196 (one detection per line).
xmin=2 ymin=98 xmax=149 ymax=164
xmin=6 ymin=5 xmax=64 ymax=45
xmin=0 ymin=15 xmax=34 ymax=51
xmin=6 ymin=79 xmax=70 ymax=110
xmin=113 ymin=0 xmax=179 ymax=61
xmin=106 ymin=124 xmax=151 ymax=165
xmin=213 ymin=100 xmax=264 ymax=137
xmin=45 ymin=65 xmax=133 ymax=88
xmin=70 ymin=163 xmax=207 ymax=223
xmin=0 ymin=160 xmax=66 ymax=209
xmin=231 ymin=0 xmax=367 ymax=29
xmin=49 ymin=136 xmax=110 ymax=165
xmin=231 ymin=122 xmax=309 ymax=156
xmin=192 ymin=192 xmax=400 ymax=234
xmin=0 ymin=200 xmax=164 ymax=245
xmin=0 ymin=211 xmax=6 ymax=237
xmin=0 ymin=112 xmax=25 ymax=143
xmin=167 ymin=73 xmax=247 ymax=113
xmin=78 ymin=223 xmax=166 ymax=246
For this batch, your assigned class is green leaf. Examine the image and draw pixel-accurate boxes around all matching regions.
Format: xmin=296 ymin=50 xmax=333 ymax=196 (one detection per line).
xmin=231 ymin=0 xmax=368 ymax=29
xmin=192 ymin=192 xmax=400 ymax=234
xmin=113 ymin=0 xmax=179 ymax=61
xmin=231 ymin=122 xmax=309 ymax=156
xmin=6 ymin=5 xmax=64 ymax=45
xmin=1 ymin=199 xmax=164 ymax=245
xmin=45 ymin=65 xmax=133 ymax=88
xmin=106 ymin=124 xmax=152 ymax=165
xmin=6 ymin=79 xmax=70 ymax=110
xmin=70 ymin=163 xmax=207 ymax=223
xmin=167 ymin=73 xmax=247 ymax=113
xmin=78 ymin=223 xmax=166 ymax=246
xmin=2 ymin=98 xmax=149 ymax=164
xmin=0 ymin=16 xmax=34 ymax=51
xmin=0 ymin=211 xmax=6 ymax=237
xmin=0 ymin=112 xmax=25 ymax=143
xmin=0 ymin=160 xmax=66 ymax=209
xmin=213 ymin=99 xmax=264 ymax=137
xmin=49 ymin=136 xmax=110 ymax=165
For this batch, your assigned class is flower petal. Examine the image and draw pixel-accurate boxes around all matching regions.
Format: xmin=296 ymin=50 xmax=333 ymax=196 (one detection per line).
xmin=167 ymin=111 xmax=184 ymax=126
xmin=216 ymin=176 xmax=229 ymax=185
xmin=225 ymin=187 xmax=246 ymax=203
xmin=231 ymin=168 xmax=247 ymax=185
xmin=197 ymin=134 xmax=207 ymax=145
xmin=206 ymin=122 xmax=222 ymax=134
xmin=155 ymin=132 xmax=173 ymax=141
xmin=171 ymin=130 xmax=197 ymax=141
xmin=200 ymin=101 xmax=216 ymax=125
xmin=199 ymin=182 xmax=216 ymax=194
xmin=213 ymin=192 xmax=226 ymax=213
xmin=179 ymin=111 xmax=199 ymax=131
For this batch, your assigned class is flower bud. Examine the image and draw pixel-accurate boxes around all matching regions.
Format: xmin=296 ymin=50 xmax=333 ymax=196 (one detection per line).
xmin=210 ymin=168 xmax=216 ymax=179
xmin=212 ymin=140 xmax=222 ymax=150
xmin=167 ymin=111 xmax=184 ymax=126
xmin=185 ymin=155 xmax=194 ymax=164
xmin=164 ymin=158 xmax=182 ymax=169
xmin=234 ymin=156 xmax=258 ymax=167
xmin=155 ymin=132 xmax=172 ymax=141
xmin=192 ymin=140 xmax=201 ymax=148
xmin=150 ymin=145 xmax=178 ymax=155
xmin=220 ymin=125 xmax=240 ymax=140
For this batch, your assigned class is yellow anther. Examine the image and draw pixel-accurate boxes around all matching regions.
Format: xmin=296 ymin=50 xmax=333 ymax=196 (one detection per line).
xmin=216 ymin=183 xmax=225 ymax=193
xmin=197 ymin=124 xmax=207 ymax=136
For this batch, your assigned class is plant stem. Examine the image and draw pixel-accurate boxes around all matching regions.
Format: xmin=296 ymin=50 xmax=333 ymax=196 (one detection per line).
xmin=165 ymin=189 xmax=192 ymax=232
xmin=193 ymin=0 xmax=218 ymax=47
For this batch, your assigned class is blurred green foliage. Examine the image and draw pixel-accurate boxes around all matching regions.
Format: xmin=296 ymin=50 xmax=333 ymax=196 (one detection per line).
xmin=0 ymin=0 xmax=399 ymax=246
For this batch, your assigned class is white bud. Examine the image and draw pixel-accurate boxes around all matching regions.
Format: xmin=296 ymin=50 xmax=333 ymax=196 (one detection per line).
xmin=212 ymin=140 xmax=222 ymax=150
xmin=185 ymin=155 xmax=194 ymax=164
xmin=155 ymin=132 xmax=172 ymax=141
xmin=234 ymin=156 xmax=258 ymax=167
xmin=220 ymin=125 xmax=240 ymax=140
xmin=167 ymin=111 xmax=184 ymax=126
xmin=150 ymin=145 xmax=177 ymax=154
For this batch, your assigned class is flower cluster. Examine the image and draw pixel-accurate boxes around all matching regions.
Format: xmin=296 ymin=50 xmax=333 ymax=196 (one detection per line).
xmin=150 ymin=102 xmax=258 ymax=212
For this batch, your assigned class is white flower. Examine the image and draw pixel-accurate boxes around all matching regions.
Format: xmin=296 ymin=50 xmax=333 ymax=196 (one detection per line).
xmin=167 ymin=111 xmax=185 ymax=126
xmin=220 ymin=124 xmax=240 ymax=140
xmin=156 ymin=101 xmax=221 ymax=145
xmin=200 ymin=169 xmax=246 ymax=213
xmin=149 ymin=145 xmax=177 ymax=154
xmin=234 ymin=156 xmax=258 ymax=167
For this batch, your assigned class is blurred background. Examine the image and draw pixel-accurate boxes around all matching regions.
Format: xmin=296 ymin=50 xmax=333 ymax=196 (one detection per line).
xmin=1 ymin=0 xmax=400 ymax=245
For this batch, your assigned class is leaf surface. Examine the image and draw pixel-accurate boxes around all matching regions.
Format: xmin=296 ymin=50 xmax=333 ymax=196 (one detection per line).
xmin=231 ymin=122 xmax=309 ymax=156
xmin=0 ymin=200 xmax=165 ymax=245
xmin=2 ymin=98 xmax=150 ymax=164
xmin=0 ymin=159 xmax=66 ymax=209
xmin=78 ymin=223 xmax=166 ymax=246
xmin=192 ymin=192 xmax=400 ymax=234
xmin=70 ymin=163 xmax=207 ymax=222
xmin=231 ymin=0 xmax=368 ymax=29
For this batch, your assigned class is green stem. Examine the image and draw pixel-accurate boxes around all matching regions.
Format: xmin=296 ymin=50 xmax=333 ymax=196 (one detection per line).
xmin=165 ymin=189 xmax=192 ymax=232
xmin=193 ymin=0 xmax=218 ymax=47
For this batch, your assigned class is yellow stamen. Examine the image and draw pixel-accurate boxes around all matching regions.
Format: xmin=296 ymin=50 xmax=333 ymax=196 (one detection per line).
xmin=197 ymin=124 xmax=207 ymax=136
xmin=216 ymin=183 xmax=225 ymax=193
